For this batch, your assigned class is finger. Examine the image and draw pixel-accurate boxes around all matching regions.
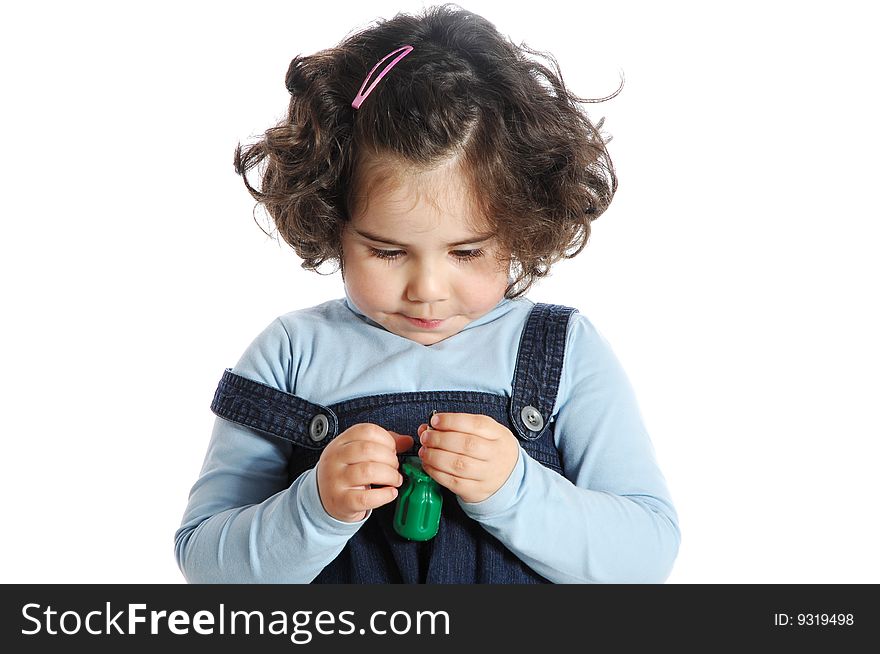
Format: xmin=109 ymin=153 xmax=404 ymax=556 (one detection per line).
xmin=343 ymin=461 xmax=405 ymax=488
xmin=420 ymin=428 xmax=490 ymax=461
xmin=420 ymin=461 xmax=476 ymax=496
xmin=418 ymin=445 xmax=482 ymax=481
xmin=340 ymin=424 xmax=398 ymax=447
xmin=338 ymin=439 xmax=402 ymax=467
xmin=389 ymin=431 xmax=415 ymax=453
xmin=430 ymin=412 xmax=498 ymax=438
xmin=350 ymin=486 xmax=400 ymax=512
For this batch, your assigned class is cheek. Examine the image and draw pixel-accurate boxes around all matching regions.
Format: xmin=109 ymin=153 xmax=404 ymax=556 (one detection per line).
xmin=343 ymin=256 xmax=396 ymax=306
xmin=457 ymin=261 xmax=508 ymax=307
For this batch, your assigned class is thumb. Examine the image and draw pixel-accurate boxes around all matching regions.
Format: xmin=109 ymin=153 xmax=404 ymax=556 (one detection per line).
xmin=387 ymin=431 xmax=415 ymax=453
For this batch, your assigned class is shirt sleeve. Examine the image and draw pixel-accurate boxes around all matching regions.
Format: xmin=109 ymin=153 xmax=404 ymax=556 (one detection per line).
xmin=460 ymin=313 xmax=681 ymax=583
xmin=173 ymin=317 xmax=365 ymax=583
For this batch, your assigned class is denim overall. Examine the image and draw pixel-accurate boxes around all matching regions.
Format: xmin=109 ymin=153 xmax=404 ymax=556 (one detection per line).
xmin=210 ymin=302 xmax=577 ymax=584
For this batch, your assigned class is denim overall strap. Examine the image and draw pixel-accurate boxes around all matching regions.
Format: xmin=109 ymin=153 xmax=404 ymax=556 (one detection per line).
xmin=509 ymin=303 xmax=578 ymax=442
xmin=210 ymin=368 xmax=338 ymax=450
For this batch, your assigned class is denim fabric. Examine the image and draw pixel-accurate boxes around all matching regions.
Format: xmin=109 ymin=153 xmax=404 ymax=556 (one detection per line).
xmin=211 ymin=302 xmax=577 ymax=583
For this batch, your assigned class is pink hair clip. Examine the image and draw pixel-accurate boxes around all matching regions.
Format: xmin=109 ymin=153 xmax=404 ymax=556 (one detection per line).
xmin=351 ymin=45 xmax=414 ymax=110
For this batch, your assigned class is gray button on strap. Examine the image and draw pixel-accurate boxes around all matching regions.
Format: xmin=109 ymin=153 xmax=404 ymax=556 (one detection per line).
xmin=309 ymin=414 xmax=330 ymax=441
xmin=520 ymin=405 xmax=544 ymax=432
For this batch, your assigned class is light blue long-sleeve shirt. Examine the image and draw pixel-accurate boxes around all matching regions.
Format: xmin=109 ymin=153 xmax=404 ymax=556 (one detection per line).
xmin=175 ymin=293 xmax=680 ymax=583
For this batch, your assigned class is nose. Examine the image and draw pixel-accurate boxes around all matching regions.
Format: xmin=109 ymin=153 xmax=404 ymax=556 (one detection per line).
xmin=405 ymin=258 xmax=449 ymax=304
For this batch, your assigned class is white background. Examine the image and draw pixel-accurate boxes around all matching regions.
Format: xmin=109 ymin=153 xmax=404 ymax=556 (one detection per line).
xmin=2 ymin=0 xmax=877 ymax=584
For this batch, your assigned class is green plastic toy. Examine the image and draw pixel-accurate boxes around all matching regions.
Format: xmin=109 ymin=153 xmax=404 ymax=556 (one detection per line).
xmin=393 ymin=457 xmax=442 ymax=541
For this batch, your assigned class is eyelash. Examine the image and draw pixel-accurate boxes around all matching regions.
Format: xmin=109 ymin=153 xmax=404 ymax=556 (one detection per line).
xmin=369 ymin=248 xmax=485 ymax=262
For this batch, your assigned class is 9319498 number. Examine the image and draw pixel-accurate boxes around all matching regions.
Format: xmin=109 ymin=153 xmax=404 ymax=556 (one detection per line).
xmin=773 ymin=613 xmax=854 ymax=627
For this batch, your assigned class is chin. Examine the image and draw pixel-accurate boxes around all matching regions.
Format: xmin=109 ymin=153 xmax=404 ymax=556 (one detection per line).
xmin=384 ymin=324 xmax=447 ymax=346
xmin=411 ymin=333 xmax=447 ymax=346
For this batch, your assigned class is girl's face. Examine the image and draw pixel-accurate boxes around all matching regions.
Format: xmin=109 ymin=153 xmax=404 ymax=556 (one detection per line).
xmin=341 ymin=159 xmax=510 ymax=346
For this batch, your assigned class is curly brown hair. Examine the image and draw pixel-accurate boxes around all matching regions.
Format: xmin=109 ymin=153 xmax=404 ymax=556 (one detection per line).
xmin=234 ymin=3 xmax=619 ymax=298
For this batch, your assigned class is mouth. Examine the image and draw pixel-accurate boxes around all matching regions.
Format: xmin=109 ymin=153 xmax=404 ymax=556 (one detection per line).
xmin=402 ymin=315 xmax=446 ymax=330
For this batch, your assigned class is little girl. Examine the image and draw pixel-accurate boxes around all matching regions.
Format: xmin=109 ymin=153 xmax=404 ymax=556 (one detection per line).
xmin=176 ymin=4 xmax=680 ymax=583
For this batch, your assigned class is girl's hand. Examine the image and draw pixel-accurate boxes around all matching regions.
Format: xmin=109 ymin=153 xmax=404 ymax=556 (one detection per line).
xmin=417 ymin=413 xmax=520 ymax=504
xmin=316 ymin=423 xmax=413 ymax=522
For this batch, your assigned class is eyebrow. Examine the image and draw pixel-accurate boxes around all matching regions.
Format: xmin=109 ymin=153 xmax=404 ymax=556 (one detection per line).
xmin=352 ymin=228 xmax=494 ymax=248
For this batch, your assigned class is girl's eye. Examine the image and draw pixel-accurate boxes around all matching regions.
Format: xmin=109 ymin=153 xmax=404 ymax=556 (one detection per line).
xmin=369 ymin=248 xmax=404 ymax=260
xmin=368 ymin=247 xmax=485 ymax=262
xmin=451 ymin=248 xmax=484 ymax=261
